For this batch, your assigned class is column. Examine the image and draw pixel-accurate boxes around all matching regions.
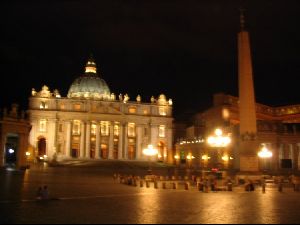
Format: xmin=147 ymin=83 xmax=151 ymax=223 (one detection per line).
xmin=271 ymin=143 xmax=279 ymax=171
xmin=65 ymin=121 xmax=72 ymax=157
xmin=95 ymin=123 xmax=100 ymax=159
xmin=80 ymin=121 xmax=86 ymax=158
xmin=47 ymin=119 xmax=56 ymax=159
xmin=293 ymin=143 xmax=299 ymax=170
xmin=118 ymin=123 xmax=123 ymax=159
xmin=136 ymin=125 xmax=142 ymax=159
xmin=108 ymin=122 xmax=114 ymax=159
xmin=17 ymin=133 xmax=27 ymax=168
xmin=85 ymin=122 xmax=91 ymax=159
xmin=124 ymin=123 xmax=128 ymax=159
xmin=150 ymin=124 xmax=158 ymax=147
xmin=166 ymin=127 xmax=173 ymax=163
xmin=284 ymin=143 xmax=290 ymax=159
xmin=0 ymin=133 xmax=4 ymax=167
xmin=53 ymin=118 xmax=58 ymax=157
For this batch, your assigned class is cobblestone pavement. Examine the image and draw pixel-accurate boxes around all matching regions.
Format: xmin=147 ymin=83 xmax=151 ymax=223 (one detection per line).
xmin=1 ymin=161 xmax=300 ymax=224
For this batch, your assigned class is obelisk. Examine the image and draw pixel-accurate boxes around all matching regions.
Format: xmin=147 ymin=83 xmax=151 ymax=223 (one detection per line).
xmin=238 ymin=9 xmax=260 ymax=173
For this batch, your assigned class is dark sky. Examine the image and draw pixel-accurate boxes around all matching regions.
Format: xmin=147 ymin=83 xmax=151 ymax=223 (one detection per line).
xmin=1 ymin=0 xmax=300 ymax=120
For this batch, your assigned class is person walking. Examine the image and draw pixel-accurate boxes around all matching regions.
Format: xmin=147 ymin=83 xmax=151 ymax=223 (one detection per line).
xmin=41 ymin=185 xmax=49 ymax=200
xmin=36 ymin=186 xmax=43 ymax=200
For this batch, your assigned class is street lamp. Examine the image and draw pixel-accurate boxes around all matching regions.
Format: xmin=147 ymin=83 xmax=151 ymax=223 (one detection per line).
xmin=174 ymin=154 xmax=180 ymax=165
xmin=186 ymin=154 xmax=195 ymax=169
xmin=258 ymin=145 xmax=272 ymax=172
xmin=143 ymin=144 xmax=158 ymax=174
xmin=207 ymin=128 xmax=231 ymax=148
xmin=185 ymin=154 xmax=195 ymax=177
xmin=174 ymin=154 xmax=180 ymax=177
xmin=207 ymin=128 xmax=231 ymax=170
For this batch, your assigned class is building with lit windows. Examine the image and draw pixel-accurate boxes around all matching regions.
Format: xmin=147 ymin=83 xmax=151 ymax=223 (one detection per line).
xmin=0 ymin=104 xmax=31 ymax=169
xmin=174 ymin=12 xmax=300 ymax=174
xmin=28 ymin=56 xmax=173 ymax=163
xmin=176 ymin=92 xmax=300 ymax=173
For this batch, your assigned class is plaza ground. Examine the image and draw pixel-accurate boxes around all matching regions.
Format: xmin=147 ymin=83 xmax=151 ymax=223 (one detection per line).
xmin=0 ymin=160 xmax=300 ymax=224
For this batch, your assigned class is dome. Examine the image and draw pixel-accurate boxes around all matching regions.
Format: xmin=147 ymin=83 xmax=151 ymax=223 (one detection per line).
xmin=67 ymin=57 xmax=111 ymax=100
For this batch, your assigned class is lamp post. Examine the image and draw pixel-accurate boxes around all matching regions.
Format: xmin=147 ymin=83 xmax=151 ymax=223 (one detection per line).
xmin=174 ymin=154 xmax=180 ymax=177
xmin=174 ymin=154 xmax=180 ymax=166
xmin=186 ymin=154 xmax=195 ymax=177
xmin=143 ymin=144 xmax=158 ymax=175
xmin=186 ymin=154 xmax=195 ymax=169
xmin=207 ymin=128 xmax=231 ymax=170
xmin=257 ymin=145 xmax=272 ymax=172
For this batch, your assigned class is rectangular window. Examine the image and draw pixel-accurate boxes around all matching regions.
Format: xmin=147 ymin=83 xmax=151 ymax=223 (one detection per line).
xmin=72 ymin=120 xmax=81 ymax=135
xmin=114 ymin=123 xmax=119 ymax=136
xmin=128 ymin=123 xmax=136 ymax=137
xmin=73 ymin=104 xmax=81 ymax=110
xmin=159 ymin=107 xmax=166 ymax=116
xmin=101 ymin=121 xmax=110 ymax=136
xmin=91 ymin=124 xmax=97 ymax=135
xmin=128 ymin=107 xmax=136 ymax=114
xmin=39 ymin=101 xmax=48 ymax=109
xmin=143 ymin=109 xmax=148 ymax=115
xmin=39 ymin=119 xmax=47 ymax=132
xmin=159 ymin=125 xmax=166 ymax=137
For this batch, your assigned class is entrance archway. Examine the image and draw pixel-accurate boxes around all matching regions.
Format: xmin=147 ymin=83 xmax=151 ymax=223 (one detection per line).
xmin=5 ymin=134 xmax=19 ymax=166
xmin=157 ymin=141 xmax=166 ymax=162
xmin=37 ymin=137 xmax=46 ymax=157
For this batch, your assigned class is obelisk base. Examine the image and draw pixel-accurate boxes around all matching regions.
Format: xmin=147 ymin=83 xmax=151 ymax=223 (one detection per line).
xmin=236 ymin=154 xmax=262 ymax=184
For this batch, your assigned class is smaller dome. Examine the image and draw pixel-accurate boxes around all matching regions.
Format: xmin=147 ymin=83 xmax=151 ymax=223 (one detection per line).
xmin=67 ymin=56 xmax=111 ymax=100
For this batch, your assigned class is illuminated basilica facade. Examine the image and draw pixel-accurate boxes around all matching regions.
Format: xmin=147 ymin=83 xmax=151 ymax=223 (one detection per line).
xmin=28 ymin=57 xmax=173 ymax=162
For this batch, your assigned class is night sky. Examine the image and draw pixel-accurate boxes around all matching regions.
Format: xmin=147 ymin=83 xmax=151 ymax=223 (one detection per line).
xmin=1 ymin=0 xmax=300 ymax=120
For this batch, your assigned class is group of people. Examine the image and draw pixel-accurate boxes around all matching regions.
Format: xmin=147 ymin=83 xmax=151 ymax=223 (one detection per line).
xmin=36 ymin=185 xmax=49 ymax=200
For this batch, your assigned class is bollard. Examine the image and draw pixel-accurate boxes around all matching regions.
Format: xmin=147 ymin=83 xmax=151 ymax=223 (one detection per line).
xmin=198 ymin=183 xmax=204 ymax=192
xmin=172 ymin=182 xmax=177 ymax=189
xmin=146 ymin=180 xmax=150 ymax=188
xmin=154 ymin=181 xmax=158 ymax=189
xmin=204 ymin=185 xmax=209 ymax=193
xmin=185 ymin=182 xmax=189 ymax=190
xmin=278 ymin=183 xmax=283 ymax=192
xmin=140 ymin=180 xmax=144 ymax=187
xmin=262 ymin=183 xmax=266 ymax=193
xmin=162 ymin=182 xmax=166 ymax=189
xmin=227 ymin=183 xmax=233 ymax=191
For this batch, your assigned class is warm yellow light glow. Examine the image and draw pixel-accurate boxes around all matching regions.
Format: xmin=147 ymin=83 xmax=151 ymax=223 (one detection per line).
xmin=222 ymin=155 xmax=229 ymax=161
xmin=258 ymin=146 xmax=272 ymax=158
xmin=85 ymin=66 xmax=96 ymax=73
xmin=207 ymin=128 xmax=231 ymax=147
xmin=186 ymin=155 xmax=195 ymax=160
xmin=215 ymin=128 xmax=222 ymax=136
xmin=222 ymin=108 xmax=230 ymax=119
xmin=143 ymin=144 xmax=158 ymax=156
xmin=25 ymin=152 xmax=31 ymax=156
xmin=201 ymin=155 xmax=210 ymax=160
xmin=174 ymin=155 xmax=179 ymax=159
